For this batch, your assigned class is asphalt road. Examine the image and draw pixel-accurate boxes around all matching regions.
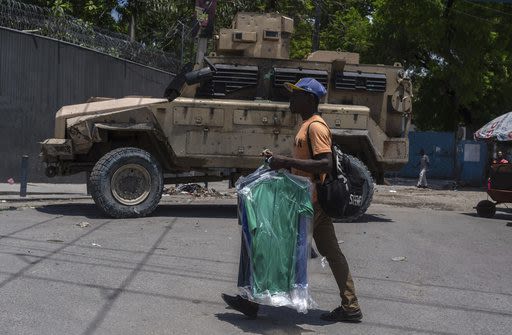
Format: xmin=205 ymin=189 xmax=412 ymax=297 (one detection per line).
xmin=0 ymin=201 xmax=511 ymax=335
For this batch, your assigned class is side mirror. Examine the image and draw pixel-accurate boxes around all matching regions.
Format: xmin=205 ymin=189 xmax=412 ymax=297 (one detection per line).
xmin=163 ymin=57 xmax=218 ymax=101
xmin=185 ymin=57 xmax=218 ymax=85
xmin=185 ymin=67 xmax=213 ymax=85
xmin=163 ymin=63 xmax=193 ymax=101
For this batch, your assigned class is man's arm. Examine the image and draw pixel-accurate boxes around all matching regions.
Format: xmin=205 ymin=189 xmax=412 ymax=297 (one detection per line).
xmin=266 ymin=153 xmax=333 ymax=174
xmin=262 ymin=121 xmax=333 ymax=173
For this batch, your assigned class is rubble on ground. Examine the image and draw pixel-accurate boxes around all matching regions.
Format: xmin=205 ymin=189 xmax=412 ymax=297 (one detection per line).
xmin=163 ymin=184 xmax=234 ymax=198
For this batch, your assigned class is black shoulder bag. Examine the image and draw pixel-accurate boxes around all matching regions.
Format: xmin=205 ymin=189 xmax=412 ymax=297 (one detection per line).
xmin=306 ymin=121 xmax=366 ymax=218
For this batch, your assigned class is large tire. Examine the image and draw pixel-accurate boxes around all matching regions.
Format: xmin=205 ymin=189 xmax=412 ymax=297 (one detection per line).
xmin=335 ymin=155 xmax=375 ymax=223
xmin=89 ymin=147 xmax=163 ymax=218
xmin=476 ymin=200 xmax=496 ymax=218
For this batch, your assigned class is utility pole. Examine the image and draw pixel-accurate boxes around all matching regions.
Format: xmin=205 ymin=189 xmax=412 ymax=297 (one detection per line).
xmin=128 ymin=0 xmax=138 ymax=42
xmin=312 ymin=0 xmax=321 ymax=51
xmin=177 ymin=20 xmax=185 ymax=66
xmin=194 ymin=0 xmax=217 ymax=65
xmin=268 ymin=0 xmax=277 ymax=11
xmin=129 ymin=14 xmax=136 ymax=42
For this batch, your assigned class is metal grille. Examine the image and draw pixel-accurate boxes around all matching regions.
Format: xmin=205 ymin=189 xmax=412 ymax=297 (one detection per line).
xmin=335 ymin=71 xmax=387 ymax=92
xmin=273 ymin=67 xmax=328 ymax=87
xmin=0 ymin=0 xmax=179 ymax=73
xmin=197 ymin=64 xmax=258 ymax=98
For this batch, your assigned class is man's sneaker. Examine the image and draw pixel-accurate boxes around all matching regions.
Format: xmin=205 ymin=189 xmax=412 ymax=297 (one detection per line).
xmin=320 ymin=306 xmax=363 ymax=322
xmin=221 ymin=294 xmax=259 ymax=318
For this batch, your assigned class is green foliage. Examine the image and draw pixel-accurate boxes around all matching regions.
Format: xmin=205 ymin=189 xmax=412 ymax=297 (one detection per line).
xmin=368 ymin=0 xmax=512 ymax=131
xmin=48 ymin=0 xmax=72 ymax=16
xmin=99 ymin=0 xmax=196 ymax=64
xmin=24 ymin=0 xmax=119 ymax=29
xmin=321 ymin=7 xmax=372 ymax=55
xmin=290 ymin=20 xmax=313 ymax=60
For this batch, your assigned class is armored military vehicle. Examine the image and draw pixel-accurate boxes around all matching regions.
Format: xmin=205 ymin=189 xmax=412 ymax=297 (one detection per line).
xmin=41 ymin=12 xmax=412 ymax=219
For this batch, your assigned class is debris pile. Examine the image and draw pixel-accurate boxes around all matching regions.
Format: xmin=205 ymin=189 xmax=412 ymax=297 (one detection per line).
xmin=76 ymin=221 xmax=90 ymax=228
xmin=163 ymin=184 xmax=233 ymax=198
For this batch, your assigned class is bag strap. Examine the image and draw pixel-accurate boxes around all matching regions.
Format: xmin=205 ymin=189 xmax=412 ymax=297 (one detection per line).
xmin=306 ymin=120 xmax=331 ymax=182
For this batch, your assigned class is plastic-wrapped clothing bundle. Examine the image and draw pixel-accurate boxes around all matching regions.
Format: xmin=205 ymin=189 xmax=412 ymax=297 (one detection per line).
xmin=236 ymin=166 xmax=317 ymax=313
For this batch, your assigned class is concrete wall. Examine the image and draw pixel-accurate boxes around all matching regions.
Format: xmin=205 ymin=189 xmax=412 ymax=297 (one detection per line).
xmin=0 ymin=27 xmax=174 ymax=182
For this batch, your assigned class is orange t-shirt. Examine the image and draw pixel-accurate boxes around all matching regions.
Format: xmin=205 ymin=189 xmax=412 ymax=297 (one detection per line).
xmin=292 ymin=114 xmax=332 ymax=202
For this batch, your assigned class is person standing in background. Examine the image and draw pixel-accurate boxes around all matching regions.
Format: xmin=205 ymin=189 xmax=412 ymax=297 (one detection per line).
xmin=417 ymin=149 xmax=430 ymax=188
xmin=492 ymin=151 xmax=509 ymax=164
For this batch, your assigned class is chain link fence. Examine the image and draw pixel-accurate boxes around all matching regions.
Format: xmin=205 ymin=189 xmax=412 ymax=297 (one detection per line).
xmin=0 ymin=0 xmax=179 ymax=73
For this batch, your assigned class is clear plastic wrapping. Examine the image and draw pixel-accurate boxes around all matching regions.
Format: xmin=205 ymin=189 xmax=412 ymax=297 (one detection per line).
xmin=235 ymin=166 xmax=317 ymax=313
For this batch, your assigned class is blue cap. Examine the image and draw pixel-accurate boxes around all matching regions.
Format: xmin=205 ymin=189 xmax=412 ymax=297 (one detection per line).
xmin=284 ymin=77 xmax=327 ymax=99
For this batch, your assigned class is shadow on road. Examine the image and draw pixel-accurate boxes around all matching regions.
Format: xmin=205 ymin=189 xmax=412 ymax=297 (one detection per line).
xmin=35 ymin=203 xmax=391 ymax=222
xmin=216 ymin=308 xmax=458 ymax=335
xmin=334 ymin=213 xmax=393 ymax=224
xmin=36 ymin=203 xmax=238 ymax=219
xmin=216 ymin=307 xmax=330 ymax=335
xmin=154 ymin=204 xmax=237 ymax=218
xmin=36 ymin=203 xmax=105 ymax=219
xmin=461 ymin=211 xmax=512 ymax=222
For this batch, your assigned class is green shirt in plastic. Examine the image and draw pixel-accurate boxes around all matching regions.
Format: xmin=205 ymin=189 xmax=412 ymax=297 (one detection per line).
xmin=241 ymin=172 xmax=313 ymax=296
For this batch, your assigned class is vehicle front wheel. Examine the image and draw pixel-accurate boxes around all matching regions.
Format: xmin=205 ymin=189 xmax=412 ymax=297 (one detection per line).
xmin=476 ymin=200 xmax=496 ymax=218
xmin=89 ymin=147 xmax=163 ymax=218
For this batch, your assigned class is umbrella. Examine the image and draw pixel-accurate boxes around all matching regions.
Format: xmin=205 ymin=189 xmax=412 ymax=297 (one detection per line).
xmin=474 ymin=111 xmax=512 ymax=142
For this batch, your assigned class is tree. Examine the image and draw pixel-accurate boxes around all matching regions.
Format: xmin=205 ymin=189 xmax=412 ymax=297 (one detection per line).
xmin=367 ymin=0 xmax=512 ymax=131
xmin=320 ymin=5 xmax=373 ymax=56
xmin=23 ymin=0 xmax=119 ymax=29
xmin=105 ymin=0 xmax=194 ymax=64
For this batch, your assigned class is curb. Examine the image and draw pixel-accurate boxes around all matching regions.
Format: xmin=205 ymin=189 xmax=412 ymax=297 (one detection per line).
xmin=0 ymin=196 xmax=91 ymax=203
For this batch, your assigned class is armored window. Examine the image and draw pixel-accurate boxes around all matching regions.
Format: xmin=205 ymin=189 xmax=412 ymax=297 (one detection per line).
xmin=335 ymin=71 xmax=386 ymax=92
xmin=196 ymin=64 xmax=259 ymax=99
xmin=263 ymin=30 xmax=279 ymax=40
xmin=272 ymin=67 xmax=328 ymax=87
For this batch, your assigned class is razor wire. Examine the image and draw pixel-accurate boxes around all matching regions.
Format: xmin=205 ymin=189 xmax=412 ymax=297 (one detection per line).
xmin=0 ymin=0 xmax=179 ymax=73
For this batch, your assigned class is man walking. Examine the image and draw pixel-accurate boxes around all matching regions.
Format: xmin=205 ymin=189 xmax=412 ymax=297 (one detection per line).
xmin=417 ymin=149 xmax=430 ymax=188
xmin=221 ymin=78 xmax=362 ymax=322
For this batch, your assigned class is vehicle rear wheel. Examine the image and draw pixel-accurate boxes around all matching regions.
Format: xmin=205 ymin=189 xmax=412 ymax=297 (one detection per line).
xmin=335 ymin=155 xmax=375 ymax=223
xmin=89 ymin=147 xmax=163 ymax=218
xmin=476 ymin=200 xmax=496 ymax=218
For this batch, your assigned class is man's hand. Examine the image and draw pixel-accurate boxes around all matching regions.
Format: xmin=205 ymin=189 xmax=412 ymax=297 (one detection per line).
xmin=268 ymin=155 xmax=290 ymax=170
xmin=261 ymin=149 xmax=273 ymax=158
xmin=261 ymin=149 xmax=289 ymax=170
xmin=261 ymin=149 xmax=331 ymax=173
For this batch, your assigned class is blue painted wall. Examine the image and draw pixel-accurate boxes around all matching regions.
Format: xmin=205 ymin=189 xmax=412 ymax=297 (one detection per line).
xmin=398 ymin=131 xmax=488 ymax=186
xmin=456 ymin=141 xmax=488 ymax=186
xmin=399 ymin=132 xmax=456 ymax=179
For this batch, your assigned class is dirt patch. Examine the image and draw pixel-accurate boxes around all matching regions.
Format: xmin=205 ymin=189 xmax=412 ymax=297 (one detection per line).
xmin=373 ymin=185 xmax=489 ymax=212
xmin=0 ymin=183 xmax=493 ymax=214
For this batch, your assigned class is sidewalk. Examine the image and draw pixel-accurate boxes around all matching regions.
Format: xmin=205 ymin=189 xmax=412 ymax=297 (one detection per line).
xmin=0 ymin=181 xmax=235 ymax=202
xmin=384 ymin=176 xmax=483 ymax=191
xmin=0 ymin=183 xmax=90 ymax=201
xmin=0 ymin=178 xmax=487 ymax=213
